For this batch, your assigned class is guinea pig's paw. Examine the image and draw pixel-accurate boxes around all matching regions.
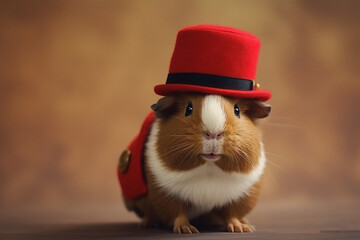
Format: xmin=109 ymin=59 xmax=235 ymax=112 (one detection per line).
xmin=226 ymin=217 xmax=255 ymax=233
xmin=173 ymin=215 xmax=199 ymax=234
xmin=173 ymin=224 xmax=199 ymax=234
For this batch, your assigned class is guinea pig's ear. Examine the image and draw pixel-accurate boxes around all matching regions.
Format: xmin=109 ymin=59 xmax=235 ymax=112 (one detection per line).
xmin=151 ymin=96 xmax=177 ymax=118
xmin=246 ymin=100 xmax=271 ymax=119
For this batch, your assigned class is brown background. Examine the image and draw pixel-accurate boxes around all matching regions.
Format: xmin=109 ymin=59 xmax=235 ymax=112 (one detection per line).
xmin=0 ymin=0 xmax=359 ymax=223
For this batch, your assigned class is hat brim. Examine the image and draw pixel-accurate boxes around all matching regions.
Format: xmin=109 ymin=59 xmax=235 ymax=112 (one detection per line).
xmin=154 ymin=84 xmax=272 ymax=102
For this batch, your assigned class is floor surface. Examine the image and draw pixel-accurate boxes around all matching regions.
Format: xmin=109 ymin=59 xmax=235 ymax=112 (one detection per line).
xmin=1 ymin=200 xmax=359 ymax=239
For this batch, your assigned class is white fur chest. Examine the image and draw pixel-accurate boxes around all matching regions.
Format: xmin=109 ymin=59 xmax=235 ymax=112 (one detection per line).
xmin=146 ymin=120 xmax=266 ymax=219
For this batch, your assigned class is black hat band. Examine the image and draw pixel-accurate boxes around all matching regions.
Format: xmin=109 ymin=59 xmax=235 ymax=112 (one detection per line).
xmin=166 ymin=73 xmax=254 ymax=91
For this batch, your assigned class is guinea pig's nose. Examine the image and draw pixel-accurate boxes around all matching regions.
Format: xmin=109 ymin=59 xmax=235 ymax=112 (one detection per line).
xmin=203 ymin=131 xmax=224 ymax=140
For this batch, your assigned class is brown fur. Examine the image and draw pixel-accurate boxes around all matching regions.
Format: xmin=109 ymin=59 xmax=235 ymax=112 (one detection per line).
xmin=216 ymin=97 xmax=261 ymax=174
xmin=156 ymin=94 xmax=206 ymax=171
xmin=123 ymin=94 xmax=270 ymax=233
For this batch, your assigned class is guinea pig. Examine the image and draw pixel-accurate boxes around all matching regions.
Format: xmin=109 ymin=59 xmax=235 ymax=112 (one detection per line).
xmin=122 ymin=93 xmax=271 ymax=234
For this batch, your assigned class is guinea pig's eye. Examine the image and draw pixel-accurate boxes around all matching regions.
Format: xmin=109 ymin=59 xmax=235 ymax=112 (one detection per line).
xmin=234 ymin=104 xmax=240 ymax=118
xmin=185 ymin=102 xmax=193 ymax=117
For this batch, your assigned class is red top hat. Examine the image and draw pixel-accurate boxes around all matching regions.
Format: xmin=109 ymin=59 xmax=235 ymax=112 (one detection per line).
xmin=154 ymin=25 xmax=271 ymax=101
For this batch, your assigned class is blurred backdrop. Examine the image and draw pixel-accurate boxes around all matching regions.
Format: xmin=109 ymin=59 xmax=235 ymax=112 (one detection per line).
xmin=0 ymin=0 xmax=359 ymax=220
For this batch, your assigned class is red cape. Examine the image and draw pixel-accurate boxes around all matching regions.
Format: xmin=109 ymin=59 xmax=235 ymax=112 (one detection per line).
xmin=117 ymin=111 xmax=155 ymax=200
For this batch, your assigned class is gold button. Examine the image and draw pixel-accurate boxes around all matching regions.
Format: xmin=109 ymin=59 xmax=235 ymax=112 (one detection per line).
xmin=256 ymin=82 xmax=260 ymax=89
xmin=119 ymin=150 xmax=131 ymax=173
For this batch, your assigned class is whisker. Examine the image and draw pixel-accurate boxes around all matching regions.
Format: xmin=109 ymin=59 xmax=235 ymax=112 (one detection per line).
xmin=159 ymin=143 xmax=192 ymax=158
xmin=176 ymin=148 xmax=194 ymax=169
xmin=265 ymin=151 xmax=285 ymax=160
xmin=180 ymin=143 xmax=203 ymax=169
xmin=232 ymin=145 xmax=255 ymax=169
xmin=181 ymin=144 xmax=196 ymax=164
xmin=164 ymin=144 xmax=192 ymax=157
xmin=230 ymin=149 xmax=241 ymax=172
xmin=167 ymin=134 xmax=194 ymax=137
xmin=264 ymin=151 xmax=284 ymax=169
xmin=266 ymin=158 xmax=282 ymax=169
